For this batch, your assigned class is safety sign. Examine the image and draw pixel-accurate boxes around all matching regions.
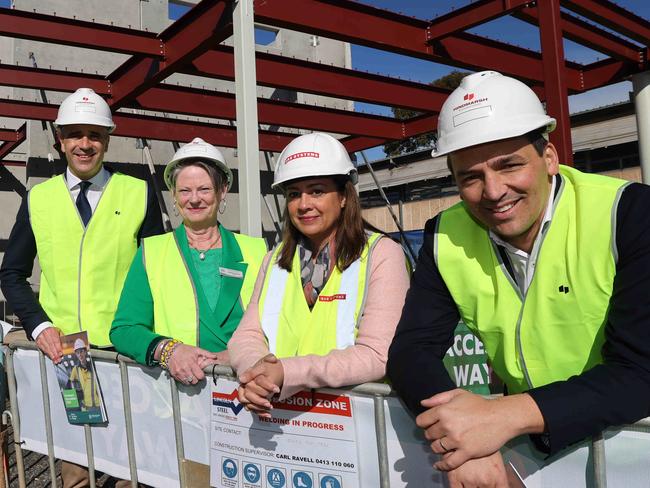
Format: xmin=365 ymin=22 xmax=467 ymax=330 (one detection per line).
xmin=210 ymin=379 xmax=360 ymax=487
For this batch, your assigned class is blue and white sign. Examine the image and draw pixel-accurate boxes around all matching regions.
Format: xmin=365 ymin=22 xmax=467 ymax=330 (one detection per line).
xmin=292 ymin=470 xmax=313 ymax=488
xmin=267 ymin=467 xmax=287 ymax=488
xmin=222 ymin=458 xmax=237 ymax=479
xmin=244 ymin=462 xmax=261 ymax=483
xmin=319 ymin=475 xmax=341 ymax=488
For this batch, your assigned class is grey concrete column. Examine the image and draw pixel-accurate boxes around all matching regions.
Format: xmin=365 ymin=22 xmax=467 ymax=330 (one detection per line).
xmin=233 ymin=0 xmax=262 ymax=236
xmin=632 ymin=71 xmax=650 ymax=184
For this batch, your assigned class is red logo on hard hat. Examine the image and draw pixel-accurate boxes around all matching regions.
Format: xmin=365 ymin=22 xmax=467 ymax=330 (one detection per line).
xmin=285 ymin=151 xmax=320 ymax=164
xmin=463 ymin=93 xmax=475 ymax=101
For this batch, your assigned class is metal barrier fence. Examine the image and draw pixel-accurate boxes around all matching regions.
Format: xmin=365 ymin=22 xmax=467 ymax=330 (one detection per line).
xmin=3 ymin=340 xmax=650 ymax=488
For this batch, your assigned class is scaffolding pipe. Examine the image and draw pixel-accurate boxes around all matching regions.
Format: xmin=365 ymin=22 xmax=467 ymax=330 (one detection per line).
xmin=359 ymin=151 xmax=417 ymax=263
xmin=632 ymin=71 xmax=650 ymax=184
xmin=141 ymin=142 xmax=173 ymax=232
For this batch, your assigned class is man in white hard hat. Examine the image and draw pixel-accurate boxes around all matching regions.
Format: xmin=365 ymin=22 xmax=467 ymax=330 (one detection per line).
xmin=0 ymin=88 xmax=162 ymax=487
xmin=69 ymin=338 xmax=100 ymax=411
xmin=387 ymin=71 xmax=650 ymax=486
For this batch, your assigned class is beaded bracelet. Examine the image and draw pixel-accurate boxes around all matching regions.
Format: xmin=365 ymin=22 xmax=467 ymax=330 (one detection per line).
xmin=159 ymin=339 xmax=182 ymax=370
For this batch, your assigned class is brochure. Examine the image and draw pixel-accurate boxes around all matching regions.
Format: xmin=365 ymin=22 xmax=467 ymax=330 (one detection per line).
xmin=54 ymin=331 xmax=107 ymax=424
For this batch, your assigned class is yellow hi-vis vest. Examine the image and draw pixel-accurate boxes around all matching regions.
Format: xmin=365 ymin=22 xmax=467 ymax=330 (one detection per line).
xmin=258 ymin=233 xmax=382 ymax=358
xmin=142 ymin=227 xmax=267 ymax=346
xmin=29 ymin=173 xmax=147 ymax=346
xmin=435 ymin=166 xmax=628 ymax=393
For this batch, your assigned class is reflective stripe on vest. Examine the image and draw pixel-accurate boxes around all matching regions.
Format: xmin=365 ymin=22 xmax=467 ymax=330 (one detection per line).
xmin=143 ymin=230 xmax=266 ymax=345
xmin=435 ymin=166 xmax=628 ymax=393
xmin=259 ymin=233 xmax=382 ymax=358
xmin=29 ymin=173 xmax=147 ymax=346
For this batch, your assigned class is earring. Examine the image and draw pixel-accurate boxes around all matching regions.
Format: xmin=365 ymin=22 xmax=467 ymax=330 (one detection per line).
xmin=172 ymin=201 xmax=179 ymax=217
xmin=219 ymin=199 xmax=227 ymax=214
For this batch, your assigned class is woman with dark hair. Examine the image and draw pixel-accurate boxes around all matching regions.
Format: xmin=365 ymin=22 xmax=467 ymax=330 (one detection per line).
xmin=110 ymin=138 xmax=266 ymax=385
xmin=228 ymin=132 xmax=409 ymax=414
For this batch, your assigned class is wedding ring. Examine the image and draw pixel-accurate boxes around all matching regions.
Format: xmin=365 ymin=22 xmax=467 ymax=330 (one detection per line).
xmin=439 ymin=438 xmax=449 ymax=453
xmin=185 ymin=375 xmax=194 ymax=383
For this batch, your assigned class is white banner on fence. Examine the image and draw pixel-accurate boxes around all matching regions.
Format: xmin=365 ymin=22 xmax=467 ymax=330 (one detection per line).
xmin=210 ymin=379 xmax=360 ymax=488
xmin=11 ymin=348 xmax=650 ymax=487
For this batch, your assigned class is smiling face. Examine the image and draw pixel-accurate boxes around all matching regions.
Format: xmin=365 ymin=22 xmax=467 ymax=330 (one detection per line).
xmin=58 ymin=124 xmax=110 ymax=180
xmin=75 ymin=347 xmax=88 ymax=368
xmin=285 ymin=177 xmax=346 ymax=251
xmin=174 ymin=164 xmax=225 ymax=229
xmin=449 ymin=136 xmax=559 ymax=253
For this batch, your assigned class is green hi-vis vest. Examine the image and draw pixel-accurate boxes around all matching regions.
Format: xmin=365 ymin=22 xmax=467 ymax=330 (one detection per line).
xmin=435 ymin=166 xmax=629 ymax=393
xmin=29 ymin=173 xmax=147 ymax=347
xmin=142 ymin=227 xmax=267 ymax=347
xmin=258 ymin=233 xmax=382 ymax=358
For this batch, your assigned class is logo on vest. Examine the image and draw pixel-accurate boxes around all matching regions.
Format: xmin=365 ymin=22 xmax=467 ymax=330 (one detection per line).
xmin=318 ymin=293 xmax=347 ymax=302
xmin=558 ymin=285 xmax=570 ymax=294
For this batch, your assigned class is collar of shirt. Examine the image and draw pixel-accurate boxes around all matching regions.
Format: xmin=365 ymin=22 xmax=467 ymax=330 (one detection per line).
xmin=66 ymin=166 xmax=110 ymax=215
xmin=489 ymin=175 xmax=557 ymax=293
xmin=66 ymin=166 xmax=109 ymax=192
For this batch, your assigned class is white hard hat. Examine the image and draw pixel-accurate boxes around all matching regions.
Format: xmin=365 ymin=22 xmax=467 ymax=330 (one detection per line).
xmin=73 ymin=338 xmax=86 ymax=351
xmin=54 ymin=88 xmax=115 ymax=132
xmin=273 ymin=132 xmax=357 ymax=189
xmin=432 ymin=71 xmax=556 ymax=157
xmin=164 ymin=137 xmax=233 ymax=190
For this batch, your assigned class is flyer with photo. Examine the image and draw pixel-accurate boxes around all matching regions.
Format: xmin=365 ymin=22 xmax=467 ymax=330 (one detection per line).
xmin=54 ymin=331 xmax=107 ymax=424
xmin=210 ymin=379 xmax=359 ymax=488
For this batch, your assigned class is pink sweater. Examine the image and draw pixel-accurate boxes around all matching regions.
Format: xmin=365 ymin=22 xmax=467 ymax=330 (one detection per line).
xmin=228 ymin=237 xmax=410 ymax=400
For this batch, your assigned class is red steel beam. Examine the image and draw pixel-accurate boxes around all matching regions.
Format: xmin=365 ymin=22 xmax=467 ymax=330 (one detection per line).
xmin=0 ymin=123 xmax=27 ymax=160
xmin=538 ymin=0 xmax=573 ymax=165
xmin=253 ymin=0 xmax=584 ymax=88
xmin=0 ymin=64 xmax=408 ymax=139
xmin=0 ymin=99 xmax=294 ymax=152
xmin=403 ymin=114 xmax=438 ymax=139
xmin=0 ymin=64 xmax=109 ymax=94
xmin=108 ymin=0 xmax=233 ymax=109
xmin=136 ymin=86 xmax=405 ymax=139
xmin=427 ymin=0 xmax=530 ymax=41
xmin=0 ymin=127 xmax=22 ymax=142
xmin=514 ymin=6 xmax=644 ymax=64
xmin=0 ymin=8 xmax=162 ymax=56
xmin=188 ymin=47 xmax=449 ymax=112
xmin=339 ymin=136 xmax=389 ymax=154
xmin=581 ymin=57 xmax=645 ymax=90
xmin=562 ymin=0 xmax=650 ymax=46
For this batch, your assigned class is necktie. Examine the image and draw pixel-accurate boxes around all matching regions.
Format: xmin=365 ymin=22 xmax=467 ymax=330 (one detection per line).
xmin=76 ymin=181 xmax=92 ymax=227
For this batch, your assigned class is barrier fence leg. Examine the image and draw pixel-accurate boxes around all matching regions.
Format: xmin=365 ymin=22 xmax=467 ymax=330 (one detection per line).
xmin=37 ymin=352 xmax=58 ymax=485
xmin=6 ymin=348 xmax=26 ymax=488
xmin=83 ymin=424 xmax=97 ymax=488
xmin=592 ymin=433 xmax=607 ymax=488
xmin=118 ymin=362 xmax=139 ymax=487
xmin=373 ymin=395 xmax=390 ymax=488
xmin=170 ymin=378 xmax=186 ymax=487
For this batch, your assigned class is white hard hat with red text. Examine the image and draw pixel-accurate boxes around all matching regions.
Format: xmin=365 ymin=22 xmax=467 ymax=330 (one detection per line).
xmin=273 ymin=132 xmax=357 ymax=188
xmin=54 ymin=88 xmax=115 ymax=132
xmin=432 ymin=71 xmax=556 ymax=157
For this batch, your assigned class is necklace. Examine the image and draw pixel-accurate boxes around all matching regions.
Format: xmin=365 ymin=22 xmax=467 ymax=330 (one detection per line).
xmin=188 ymin=231 xmax=222 ymax=261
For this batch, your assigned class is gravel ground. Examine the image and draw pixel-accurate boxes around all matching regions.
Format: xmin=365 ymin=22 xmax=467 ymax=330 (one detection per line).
xmin=4 ymin=424 xmax=116 ymax=487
